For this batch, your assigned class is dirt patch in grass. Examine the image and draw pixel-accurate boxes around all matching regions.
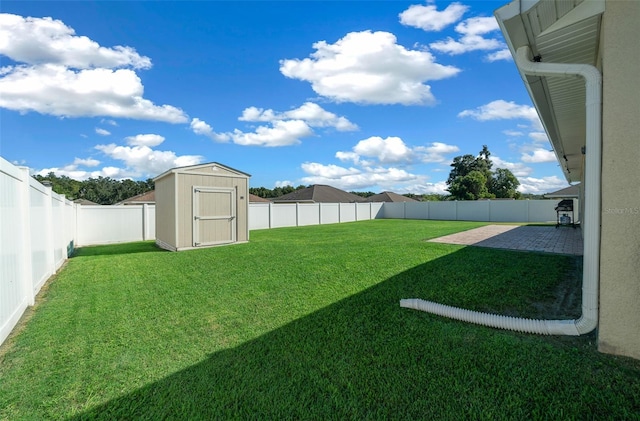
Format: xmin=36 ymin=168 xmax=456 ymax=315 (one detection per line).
xmin=532 ymin=256 xmax=582 ymax=319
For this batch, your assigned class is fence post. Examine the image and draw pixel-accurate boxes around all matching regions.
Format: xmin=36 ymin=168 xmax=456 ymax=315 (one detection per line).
xmin=142 ymin=204 xmax=149 ymax=240
xmin=17 ymin=167 xmax=34 ymax=305
xmin=268 ymin=202 xmax=273 ymax=229
xmin=43 ymin=184 xmax=55 ymax=281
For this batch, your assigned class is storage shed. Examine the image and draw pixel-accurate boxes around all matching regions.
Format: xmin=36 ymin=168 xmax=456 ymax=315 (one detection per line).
xmin=153 ymin=162 xmax=250 ymax=251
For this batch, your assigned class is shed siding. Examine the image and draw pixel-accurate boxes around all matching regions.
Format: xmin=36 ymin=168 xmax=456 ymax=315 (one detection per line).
xmin=155 ymin=174 xmax=176 ymax=249
xmin=176 ymin=173 xmax=248 ymax=249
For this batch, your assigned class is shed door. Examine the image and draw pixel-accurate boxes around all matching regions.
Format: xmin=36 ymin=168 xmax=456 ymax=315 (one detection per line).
xmin=192 ymin=187 xmax=236 ymax=247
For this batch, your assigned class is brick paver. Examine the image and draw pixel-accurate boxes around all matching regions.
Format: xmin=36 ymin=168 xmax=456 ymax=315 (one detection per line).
xmin=428 ymin=224 xmax=583 ymax=256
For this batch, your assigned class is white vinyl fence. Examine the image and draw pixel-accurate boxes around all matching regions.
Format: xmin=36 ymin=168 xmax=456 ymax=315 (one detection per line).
xmin=77 ymin=204 xmax=155 ymax=246
xmin=1 ymin=157 xmax=76 ymax=347
xmin=249 ymin=202 xmax=384 ymax=230
xmin=383 ymin=199 xmax=576 ymax=223
xmin=1 ymin=155 xmax=578 ymax=348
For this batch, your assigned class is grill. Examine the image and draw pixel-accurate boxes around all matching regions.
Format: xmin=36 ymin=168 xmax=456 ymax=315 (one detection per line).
xmin=555 ymin=199 xmax=575 ymax=228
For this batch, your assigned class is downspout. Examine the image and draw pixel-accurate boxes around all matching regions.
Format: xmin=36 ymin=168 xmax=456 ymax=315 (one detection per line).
xmin=401 ymin=46 xmax=601 ymax=336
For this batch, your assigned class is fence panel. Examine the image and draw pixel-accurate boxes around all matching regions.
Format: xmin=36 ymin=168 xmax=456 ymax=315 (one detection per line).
xmin=428 ymin=201 xmax=457 ymax=220
xmin=383 ymin=203 xmax=405 ymax=219
xmin=457 ymin=200 xmax=490 ymax=221
xmin=1 ymin=160 xmax=29 ymax=347
xmin=271 ymin=203 xmax=298 ymax=228
xmin=339 ymin=203 xmax=357 ymax=222
xmin=320 ymin=203 xmax=340 ymax=225
xmin=76 ymin=205 xmax=155 ymax=246
xmin=1 ymin=157 xmax=76 ymax=347
xmin=404 ymin=202 xmax=427 ymax=220
xmin=249 ymin=203 xmax=270 ymax=230
xmin=298 ymin=204 xmax=321 ymax=226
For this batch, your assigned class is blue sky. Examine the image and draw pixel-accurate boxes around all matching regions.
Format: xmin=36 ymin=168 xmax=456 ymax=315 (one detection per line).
xmin=0 ymin=1 xmax=570 ymax=195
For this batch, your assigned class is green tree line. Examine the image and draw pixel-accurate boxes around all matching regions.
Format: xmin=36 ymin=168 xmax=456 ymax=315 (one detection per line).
xmin=34 ymin=173 xmax=154 ymax=205
xmin=35 ymin=146 xmax=528 ymax=205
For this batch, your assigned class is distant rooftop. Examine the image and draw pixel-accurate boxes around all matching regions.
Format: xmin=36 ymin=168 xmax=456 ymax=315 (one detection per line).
xmin=365 ymin=191 xmax=417 ymax=203
xmin=273 ymin=185 xmax=365 ymax=203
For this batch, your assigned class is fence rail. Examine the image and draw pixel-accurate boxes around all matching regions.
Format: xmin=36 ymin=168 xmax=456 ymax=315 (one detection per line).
xmin=1 ymin=156 xmax=578 ymax=347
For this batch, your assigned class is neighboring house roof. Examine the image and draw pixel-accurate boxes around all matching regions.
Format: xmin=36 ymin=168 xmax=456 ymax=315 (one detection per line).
xmin=273 ymin=185 xmax=365 ymax=203
xmin=115 ymin=190 xmax=155 ymax=205
xmin=544 ymin=184 xmax=580 ymax=199
xmin=495 ymin=0 xmax=604 ymax=183
xmin=73 ymin=198 xmax=100 ymax=205
xmin=365 ymin=191 xmax=418 ymax=203
xmin=249 ymin=194 xmax=271 ymax=203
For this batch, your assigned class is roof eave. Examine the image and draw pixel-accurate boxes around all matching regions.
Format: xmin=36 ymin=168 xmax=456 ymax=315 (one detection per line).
xmin=494 ymin=0 xmax=604 ymax=184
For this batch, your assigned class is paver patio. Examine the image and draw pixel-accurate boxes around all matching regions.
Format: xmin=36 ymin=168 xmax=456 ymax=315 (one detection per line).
xmin=428 ymin=224 xmax=583 ymax=256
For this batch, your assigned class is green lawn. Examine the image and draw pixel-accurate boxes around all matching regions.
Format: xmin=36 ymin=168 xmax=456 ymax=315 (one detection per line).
xmin=1 ymin=220 xmax=639 ymax=420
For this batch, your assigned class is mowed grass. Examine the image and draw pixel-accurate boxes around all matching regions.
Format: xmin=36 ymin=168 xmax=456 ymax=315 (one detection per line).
xmin=1 ymin=219 xmax=639 ymax=420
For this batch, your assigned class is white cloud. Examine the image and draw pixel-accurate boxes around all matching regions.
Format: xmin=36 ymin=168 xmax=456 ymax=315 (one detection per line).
xmin=95 ymin=128 xmax=111 ymax=136
xmin=194 ymin=103 xmax=352 ymax=147
xmin=491 ymin=156 xmax=533 ymax=177
xmin=280 ymin=30 xmax=460 ymax=105
xmin=301 ymin=162 xmax=360 ymax=178
xmin=36 ymin=162 xmax=129 ymax=180
xmin=428 ymin=15 xmax=507 ymax=60
xmin=459 ymin=100 xmax=540 ymax=124
xmin=73 ymin=157 xmax=100 ymax=167
xmin=0 ymin=64 xmax=188 ymax=122
xmin=521 ymin=148 xmax=556 ymax=163
xmin=95 ymin=143 xmax=203 ymax=178
xmin=231 ymin=120 xmax=314 ymax=147
xmin=503 ymin=130 xmax=524 ymax=137
xmin=398 ymin=181 xmax=449 ymax=195
xmin=125 ymin=133 xmax=165 ymax=147
xmin=299 ymin=162 xmax=422 ymax=191
xmin=337 ymin=137 xmax=459 ymax=166
xmin=517 ymin=175 xmax=568 ymax=194
xmin=529 ymin=132 xmax=549 ymax=142
xmin=486 ymin=48 xmax=512 ymax=62
xmin=190 ymin=118 xmax=231 ymax=142
xmin=274 ymin=180 xmax=293 ymax=188
xmin=0 ymin=14 xmax=151 ymax=69
xmin=399 ymin=2 xmax=468 ymax=32
xmin=101 ymin=119 xmax=118 ymax=126
xmin=0 ymin=14 xmax=187 ymax=123
xmin=415 ymin=141 xmax=460 ymax=163
xmin=352 ymin=136 xmax=413 ymax=164
xmin=239 ymin=102 xmax=358 ymax=131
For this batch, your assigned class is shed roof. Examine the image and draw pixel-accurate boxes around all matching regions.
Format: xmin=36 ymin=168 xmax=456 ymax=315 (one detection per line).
xmin=365 ymin=191 xmax=418 ymax=203
xmin=153 ymin=162 xmax=251 ymax=182
xmin=495 ymin=0 xmax=604 ymax=183
xmin=273 ymin=185 xmax=365 ymax=203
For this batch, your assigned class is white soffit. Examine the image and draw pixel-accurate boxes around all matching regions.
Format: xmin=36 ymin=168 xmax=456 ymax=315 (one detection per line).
xmin=495 ymin=0 xmax=604 ymax=183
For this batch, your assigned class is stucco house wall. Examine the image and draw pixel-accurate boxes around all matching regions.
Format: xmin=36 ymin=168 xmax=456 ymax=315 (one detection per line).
xmin=597 ymin=0 xmax=640 ymax=359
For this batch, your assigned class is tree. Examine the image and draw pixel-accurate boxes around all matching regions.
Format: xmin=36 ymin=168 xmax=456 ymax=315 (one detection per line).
xmin=491 ymin=168 xmax=521 ymax=199
xmin=33 ymin=173 xmax=155 ymax=204
xmin=446 ymin=145 xmax=520 ymax=200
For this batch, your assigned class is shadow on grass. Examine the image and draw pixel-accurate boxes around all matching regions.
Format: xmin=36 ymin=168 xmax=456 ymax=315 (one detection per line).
xmin=68 ymin=249 xmax=636 ymax=420
xmin=73 ymin=241 xmax=165 ymax=257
